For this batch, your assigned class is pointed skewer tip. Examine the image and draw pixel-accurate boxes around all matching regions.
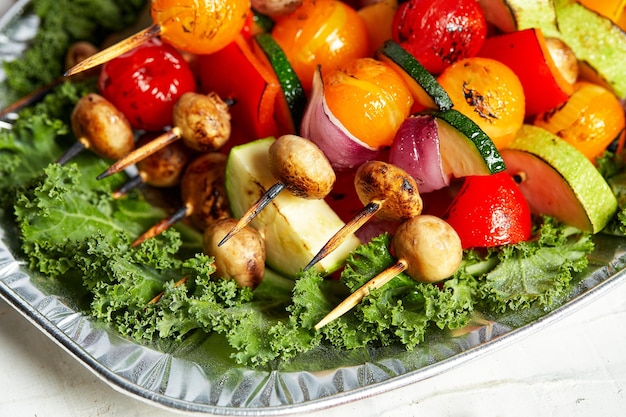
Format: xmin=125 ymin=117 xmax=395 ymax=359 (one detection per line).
xmin=219 ymin=182 xmax=286 ymax=246
xmin=313 ymin=260 xmax=407 ymax=329
xmin=305 ymin=200 xmax=383 ymax=271
xmin=96 ymin=170 xmax=111 ymax=180
xmin=64 ymin=24 xmax=162 ymax=78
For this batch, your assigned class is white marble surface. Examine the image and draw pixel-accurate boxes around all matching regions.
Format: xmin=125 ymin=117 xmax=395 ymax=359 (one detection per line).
xmin=2 ymin=0 xmax=626 ymax=415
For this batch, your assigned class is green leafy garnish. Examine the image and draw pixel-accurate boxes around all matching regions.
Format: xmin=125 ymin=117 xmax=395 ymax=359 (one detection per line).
xmin=0 ymin=0 xmax=610 ymax=369
xmin=2 ymin=0 xmax=147 ymax=98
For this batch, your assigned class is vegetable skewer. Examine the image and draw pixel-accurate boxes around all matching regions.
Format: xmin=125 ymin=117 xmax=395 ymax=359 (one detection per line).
xmin=305 ymin=160 xmax=423 ymax=271
xmin=218 ymin=134 xmax=335 ymax=246
xmin=97 ymin=91 xmax=231 ymax=180
xmin=132 ymin=152 xmax=230 ymax=247
xmin=315 ymin=214 xmax=463 ymax=329
xmin=112 ymin=132 xmax=194 ymax=199
xmin=64 ymin=0 xmax=250 ymax=77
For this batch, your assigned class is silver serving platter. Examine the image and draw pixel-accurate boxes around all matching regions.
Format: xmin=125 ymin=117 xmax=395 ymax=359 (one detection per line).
xmin=2 ymin=2 xmax=626 ymax=415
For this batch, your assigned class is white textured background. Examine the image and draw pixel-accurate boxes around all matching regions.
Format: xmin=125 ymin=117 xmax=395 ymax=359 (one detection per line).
xmin=1 ymin=0 xmax=626 ymax=415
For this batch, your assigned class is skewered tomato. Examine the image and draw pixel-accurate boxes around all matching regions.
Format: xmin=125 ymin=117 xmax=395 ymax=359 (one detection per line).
xmin=98 ymin=38 xmax=197 ymax=132
xmin=150 ymin=0 xmax=251 ymax=55
xmin=391 ymin=0 xmax=487 ymax=74
xmin=322 ymin=57 xmax=414 ymax=149
xmin=533 ymin=81 xmax=626 ymax=160
xmin=437 ymin=57 xmax=525 ymax=150
xmin=444 ymin=172 xmax=532 ymax=249
xmin=271 ymin=0 xmax=370 ymax=92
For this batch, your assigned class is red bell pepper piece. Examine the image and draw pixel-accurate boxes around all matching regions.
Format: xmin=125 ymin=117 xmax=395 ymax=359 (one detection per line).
xmin=197 ymin=34 xmax=281 ymax=151
xmin=478 ymin=28 xmax=574 ymax=116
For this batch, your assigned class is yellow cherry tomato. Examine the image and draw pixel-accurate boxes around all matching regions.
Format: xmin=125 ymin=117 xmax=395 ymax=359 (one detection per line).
xmin=437 ymin=57 xmax=525 ymax=150
xmin=533 ymin=81 xmax=626 ymax=161
xmin=323 ymin=57 xmax=414 ymax=149
xmin=151 ymin=0 xmax=251 ymax=55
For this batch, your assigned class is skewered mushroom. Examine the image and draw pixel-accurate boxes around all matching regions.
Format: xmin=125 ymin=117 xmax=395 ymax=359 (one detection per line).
xmin=57 ymin=93 xmax=135 ymax=165
xmin=97 ymin=91 xmax=231 ymax=180
xmin=315 ymin=214 xmax=463 ymax=329
xmin=305 ymin=160 xmax=423 ymax=270
xmin=218 ymin=134 xmax=335 ymax=246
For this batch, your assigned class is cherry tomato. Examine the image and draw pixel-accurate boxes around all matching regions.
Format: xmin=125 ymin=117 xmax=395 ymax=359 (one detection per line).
xmin=98 ymin=38 xmax=197 ymax=132
xmin=323 ymin=57 xmax=414 ymax=148
xmin=391 ymin=0 xmax=487 ymax=74
xmin=437 ymin=57 xmax=525 ymax=150
xmin=533 ymin=81 xmax=626 ymax=161
xmin=150 ymin=0 xmax=250 ymax=55
xmin=443 ymin=172 xmax=532 ymax=249
xmin=271 ymin=0 xmax=370 ymax=92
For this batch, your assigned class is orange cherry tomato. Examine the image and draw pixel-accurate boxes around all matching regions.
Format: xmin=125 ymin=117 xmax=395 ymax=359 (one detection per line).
xmin=323 ymin=57 xmax=414 ymax=149
xmin=437 ymin=57 xmax=525 ymax=150
xmin=270 ymin=0 xmax=370 ymax=92
xmin=533 ymin=81 xmax=626 ymax=160
xmin=151 ymin=0 xmax=251 ymax=55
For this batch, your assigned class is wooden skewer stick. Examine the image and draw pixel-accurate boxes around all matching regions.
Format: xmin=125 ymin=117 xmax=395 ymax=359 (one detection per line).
xmin=56 ymin=138 xmax=90 ymax=165
xmin=314 ymin=261 xmax=407 ymax=330
xmin=132 ymin=205 xmax=189 ymax=247
xmin=65 ymin=24 xmax=162 ymax=77
xmin=0 ymin=78 xmax=64 ymax=119
xmin=303 ymin=200 xmax=382 ymax=270
xmin=112 ymin=175 xmax=145 ymax=199
xmin=148 ymin=276 xmax=189 ymax=304
xmin=218 ymin=181 xmax=286 ymax=246
xmin=97 ymin=127 xmax=182 ymax=180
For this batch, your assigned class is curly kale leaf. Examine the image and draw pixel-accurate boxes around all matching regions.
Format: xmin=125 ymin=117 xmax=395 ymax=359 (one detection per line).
xmin=3 ymin=0 xmax=147 ymax=97
xmin=305 ymin=234 xmax=476 ymax=351
xmin=461 ymin=217 xmax=594 ymax=313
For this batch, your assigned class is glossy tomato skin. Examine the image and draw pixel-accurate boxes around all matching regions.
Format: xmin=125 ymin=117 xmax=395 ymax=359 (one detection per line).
xmin=444 ymin=172 xmax=532 ymax=249
xmin=391 ymin=0 xmax=487 ymax=74
xmin=271 ymin=0 xmax=370 ymax=92
xmin=98 ymin=38 xmax=197 ymax=132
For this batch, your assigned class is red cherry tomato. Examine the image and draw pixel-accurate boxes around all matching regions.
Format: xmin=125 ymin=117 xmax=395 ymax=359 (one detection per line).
xmin=391 ymin=0 xmax=487 ymax=74
xmin=98 ymin=38 xmax=197 ymax=132
xmin=443 ymin=172 xmax=532 ymax=249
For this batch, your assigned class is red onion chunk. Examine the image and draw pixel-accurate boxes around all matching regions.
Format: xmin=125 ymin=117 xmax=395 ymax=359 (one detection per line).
xmin=301 ymin=69 xmax=380 ymax=170
xmin=389 ymin=114 xmax=449 ymax=193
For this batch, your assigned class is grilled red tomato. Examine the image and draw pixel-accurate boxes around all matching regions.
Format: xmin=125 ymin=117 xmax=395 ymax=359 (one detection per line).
xmin=98 ymin=38 xmax=197 ymax=132
xmin=391 ymin=0 xmax=487 ymax=74
xmin=443 ymin=172 xmax=532 ymax=249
